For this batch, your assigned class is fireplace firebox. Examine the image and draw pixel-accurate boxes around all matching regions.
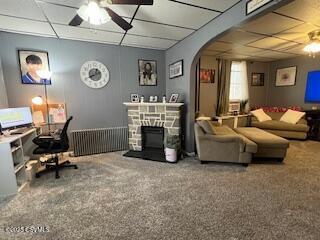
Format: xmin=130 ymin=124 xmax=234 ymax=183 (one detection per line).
xmin=142 ymin=126 xmax=164 ymax=150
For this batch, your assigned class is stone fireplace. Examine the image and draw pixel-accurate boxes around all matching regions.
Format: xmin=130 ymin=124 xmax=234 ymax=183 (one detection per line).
xmin=123 ymin=102 xmax=183 ymax=152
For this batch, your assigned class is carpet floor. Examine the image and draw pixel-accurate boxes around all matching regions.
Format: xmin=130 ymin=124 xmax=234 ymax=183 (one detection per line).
xmin=0 ymin=141 xmax=320 ymax=240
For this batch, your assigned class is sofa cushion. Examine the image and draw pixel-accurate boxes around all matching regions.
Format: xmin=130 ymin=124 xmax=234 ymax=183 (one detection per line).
xmin=197 ymin=120 xmax=214 ymax=135
xmin=212 ymin=125 xmax=237 ymax=135
xmin=235 ymin=127 xmax=289 ymax=149
xmin=280 ymin=109 xmax=306 ymax=124
xmin=251 ymin=120 xmax=309 ymax=132
xmin=250 ymin=108 xmax=272 ymax=122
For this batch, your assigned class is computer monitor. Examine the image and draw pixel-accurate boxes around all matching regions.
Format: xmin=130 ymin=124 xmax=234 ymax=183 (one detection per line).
xmin=0 ymin=107 xmax=33 ymax=130
xmin=305 ymin=70 xmax=320 ymax=103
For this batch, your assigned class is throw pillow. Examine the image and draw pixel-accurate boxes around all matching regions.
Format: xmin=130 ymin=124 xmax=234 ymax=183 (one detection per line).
xmin=250 ymin=108 xmax=272 ymax=122
xmin=198 ymin=120 xmax=215 ymax=135
xmin=280 ymin=109 xmax=305 ymax=124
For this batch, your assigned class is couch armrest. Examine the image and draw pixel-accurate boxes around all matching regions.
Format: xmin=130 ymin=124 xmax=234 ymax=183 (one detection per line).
xmin=198 ymin=134 xmax=245 ymax=153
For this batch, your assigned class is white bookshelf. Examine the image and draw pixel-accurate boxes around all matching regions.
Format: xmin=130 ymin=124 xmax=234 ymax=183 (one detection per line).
xmin=0 ymin=129 xmax=37 ymax=197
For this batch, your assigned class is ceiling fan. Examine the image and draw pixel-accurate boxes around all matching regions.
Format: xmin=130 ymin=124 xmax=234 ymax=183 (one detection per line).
xmin=69 ymin=0 xmax=154 ymax=31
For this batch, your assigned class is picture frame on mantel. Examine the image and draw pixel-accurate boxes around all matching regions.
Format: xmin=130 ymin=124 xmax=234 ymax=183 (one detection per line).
xmin=275 ymin=66 xmax=297 ymax=87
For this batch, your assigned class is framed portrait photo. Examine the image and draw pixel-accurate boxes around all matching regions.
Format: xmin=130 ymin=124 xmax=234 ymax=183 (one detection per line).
xmin=251 ymin=73 xmax=264 ymax=86
xmin=18 ymin=50 xmax=51 ymax=85
xmin=130 ymin=93 xmax=139 ymax=103
xmin=138 ymin=59 xmax=157 ymax=86
xmin=169 ymin=60 xmax=183 ymax=79
xmin=200 ymin=69 xmax=215 ymax=83
xmin=276 ymin=66 xmax=297 ymax=87
xmin=149 ymin=96 xmax=158 ymax=102
xmin=169 ymin=93 xmax=179 ymax=103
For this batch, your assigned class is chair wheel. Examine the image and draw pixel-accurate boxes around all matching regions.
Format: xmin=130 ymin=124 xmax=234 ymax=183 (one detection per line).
xmin=55 ymin=175 xmax=60 ymax=179
xmin=35 ymin=173 xmax=40 ymax=178
xmin=74 ymin=166 xmax=78 ymax=169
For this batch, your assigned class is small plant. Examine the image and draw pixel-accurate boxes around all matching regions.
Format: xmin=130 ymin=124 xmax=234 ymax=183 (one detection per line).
xmin=165 ymin=135 xmax=180 ymax=150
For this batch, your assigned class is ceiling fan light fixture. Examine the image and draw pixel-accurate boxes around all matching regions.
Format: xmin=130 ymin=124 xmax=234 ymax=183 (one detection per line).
xmin=77 ymin=1 xmax=111 ymax=25
xmin=304 ymin=30 xmax=320 ymax=58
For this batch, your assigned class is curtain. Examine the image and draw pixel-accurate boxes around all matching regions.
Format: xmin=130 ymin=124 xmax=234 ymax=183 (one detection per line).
xmin=216 ymin=59 xmax=231 ymax=116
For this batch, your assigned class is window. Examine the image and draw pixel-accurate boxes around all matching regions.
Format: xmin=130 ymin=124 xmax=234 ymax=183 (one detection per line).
xmin=229 ymin=61 xmax=249 ymax=101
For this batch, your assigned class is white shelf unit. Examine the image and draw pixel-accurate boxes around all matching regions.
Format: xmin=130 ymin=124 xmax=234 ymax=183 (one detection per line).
xmin=0 ymin=129 xmax=37 ymax=197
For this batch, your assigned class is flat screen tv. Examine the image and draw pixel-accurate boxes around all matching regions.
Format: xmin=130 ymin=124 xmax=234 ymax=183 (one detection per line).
xmin=305 ymin=70 xmax=320 ymax=103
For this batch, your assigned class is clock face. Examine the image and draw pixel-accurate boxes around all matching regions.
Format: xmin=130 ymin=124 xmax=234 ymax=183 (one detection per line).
xmin=80 ymin=61 xmax=110 ymax=89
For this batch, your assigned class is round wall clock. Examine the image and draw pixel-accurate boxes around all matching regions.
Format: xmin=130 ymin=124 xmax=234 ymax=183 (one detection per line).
xmin=80 ymin=61 xmax=110 ymax=89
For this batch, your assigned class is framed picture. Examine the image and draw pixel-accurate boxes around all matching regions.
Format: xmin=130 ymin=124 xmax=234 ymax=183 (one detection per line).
xmin=18 ymin=50 xmax=51 ymax=85
xmin=169 ymin=93 xmax=179 ymax=103
xmin=200 ymin=69 xmax=215 ymax=83
xmin=149 ymin=96 xmax=158 ymax=102
xmin=276 ymin=66 xmax=297 ymax=87
xmin=169 ymin=60 xmax=183 ymax=79
xmin=138 ymin=59 xmax=157 ymax=86
xmin=251 ymin=73 xmax=264 ymax=86
xmin=130 ymin=94 xmax=139 ymax=103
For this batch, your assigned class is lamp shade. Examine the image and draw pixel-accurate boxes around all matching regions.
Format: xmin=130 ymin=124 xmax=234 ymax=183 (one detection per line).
xmin=32 ymin=96 xmax=44 ymax=105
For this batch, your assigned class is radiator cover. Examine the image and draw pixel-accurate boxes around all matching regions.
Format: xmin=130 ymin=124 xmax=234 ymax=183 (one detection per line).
xmin=71 ymin=127 xmax=129 ymax=157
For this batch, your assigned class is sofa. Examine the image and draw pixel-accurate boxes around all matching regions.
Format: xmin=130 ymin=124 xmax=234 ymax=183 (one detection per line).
xmin=194 ymin=121 xmax=257 ymax=166
xmin=250 ymin=111 xmax=309 ymax=140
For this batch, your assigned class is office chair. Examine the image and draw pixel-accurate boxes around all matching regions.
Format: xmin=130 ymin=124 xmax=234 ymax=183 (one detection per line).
xmin=33 ymin=116 xmax=78 ymax=179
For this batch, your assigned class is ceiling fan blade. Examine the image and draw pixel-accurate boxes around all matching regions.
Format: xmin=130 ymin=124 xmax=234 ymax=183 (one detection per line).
xmin=105 ymin=8 xmax=132 ymax=31
xmin=69 ymin=14 xmax=83 ymax=26
xmin=109 ymin=0 xmax=153 ymax=5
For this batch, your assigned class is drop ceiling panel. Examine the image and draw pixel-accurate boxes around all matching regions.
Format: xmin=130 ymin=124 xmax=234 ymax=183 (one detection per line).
xmin=240 ymin=13 xmax=303 ymax=35
xmin=206 ymin=41 xmax=233 ymax=52
xmin=218 ymin=29 xmax=265 ymax=45
xmin=255 ymin=50 xmax=298 ymax=59
xmin=202 ymin=50 xmax=220 ymax=56
xmin=216 ymin=53 xmax=251 ymax=60
xmin=129 ymin=19 xmax=194 ymax=40
xmin=122 ymin=35 xmax=177 ymax=50
xmin=0 ymin=15 xmax=56 ymax=37
xmin=39 ymin=0 xmax=137 ymax=18
xmin=247 ymin=37 xmax=297 ymax=51
xmin=0 ymin=0 xmax=46 ymax=21
xmin=273 ymin=23 xmax=319 ymax=44
xmin=228 ymin=45 xmax=264 ymax=55
xmin=136 ymin=0 xmax=220 ymax=29
xmin=282 ymin=44 xmax=306 ymax=55
xmin=275 ymin=0 xmax=320 ymax=26
xmin=171 ymin=0 xmax=240 ymax=12
xmin=53 ymin=24 xmax=124 ymax=44
xmin=39 ymin=2 xmax=127 ymax=33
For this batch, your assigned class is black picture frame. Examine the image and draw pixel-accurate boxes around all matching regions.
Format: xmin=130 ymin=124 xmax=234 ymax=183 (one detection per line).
xmin=138 ymin=59 xmax=157 ymax=86
xmin=251 ymin=73 xmax=264 ymax=86
xmin=18 ymin=49 xmax=51 ymax=85
xmin=169 ymin=59 xmax=184 ymax=79
xmin=246 ymin=0 xmax=272 ymax=15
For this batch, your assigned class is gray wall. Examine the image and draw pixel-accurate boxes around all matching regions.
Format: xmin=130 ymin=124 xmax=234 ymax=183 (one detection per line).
xmin=268 ymin=55 xmax=320 ymax=109
xmin=247 ymin=61 xmax=269 ymax=107
xmin=166 ymin=0 xmax=291 ymax=152
xmin=0 ymin=32 xmax=165 ymax=130
xmin=0 ymin=57 xmax=8 ymax=108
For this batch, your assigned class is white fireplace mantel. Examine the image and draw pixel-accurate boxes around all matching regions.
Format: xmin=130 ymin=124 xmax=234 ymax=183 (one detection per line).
xmin=123 ymin=102 xmax=184 ymax=107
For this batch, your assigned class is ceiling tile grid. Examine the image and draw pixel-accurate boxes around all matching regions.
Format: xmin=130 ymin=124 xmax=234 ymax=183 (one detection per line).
xmin=0 ymin=0 xmax=240 ymax=50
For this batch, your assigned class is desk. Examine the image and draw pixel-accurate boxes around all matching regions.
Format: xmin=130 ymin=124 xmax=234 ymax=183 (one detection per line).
xmin=0 ymin=129 xmax=37 ymax=198
xmin=214 ymin=114 xmax=250 ymax=128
